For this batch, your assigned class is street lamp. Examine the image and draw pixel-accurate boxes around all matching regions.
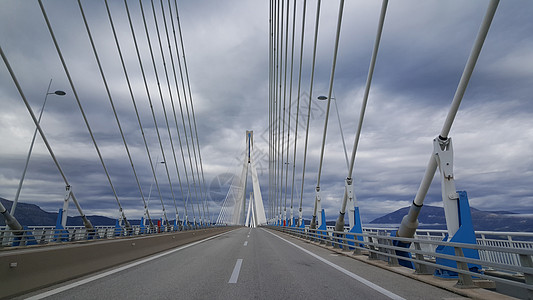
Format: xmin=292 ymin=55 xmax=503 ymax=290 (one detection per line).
xmin=11 ymin=79 xmax=66 ymax=215
xmin=317 ymin=95 xmax=349 ymax=171
xmin=146 ymin=160 xmax=165 ymax=206
xmin=144 ymin=160 xmax=165 ymax=229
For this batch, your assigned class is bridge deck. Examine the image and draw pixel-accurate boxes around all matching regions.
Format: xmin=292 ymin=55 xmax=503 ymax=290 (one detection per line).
xmin=18 ymin=227 xmax=479 ymax=300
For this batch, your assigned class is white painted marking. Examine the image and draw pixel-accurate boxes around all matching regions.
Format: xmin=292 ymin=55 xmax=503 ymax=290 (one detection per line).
xmin=26 ymin=229 xmax=238 ymax=300
xmin=244 ymin=241 xmax=248 ymax=246
xmin=263 ymin=229 xmax=406 ymax=300
xmin=247 ymin=235 xmax=250 ymax=238
xmin=228 ymin=259 xmax=243 ymax=283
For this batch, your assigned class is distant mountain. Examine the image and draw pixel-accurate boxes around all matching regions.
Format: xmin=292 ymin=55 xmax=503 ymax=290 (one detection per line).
xmin=370 ymin=205 xmax=533 ymax=232
xmin=0 ymin=197 xmax=117 ymax=226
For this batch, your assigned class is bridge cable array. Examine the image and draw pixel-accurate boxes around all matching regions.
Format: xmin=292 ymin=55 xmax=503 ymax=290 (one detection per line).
xmin=334 ymin=0 xmax=388 ymax=232
xmin=284 ymin=0 xmax=297 ymax=225
xmin=268 ymin=0 xmax=502 ymax=243
xmin=269 ymin=0 xmax=325 ymax=226
xmin=310 ymin=0 xmax=345 ymax=229
xmin=0 ymin=46 xmax=93 ymax=230
xmin=1 ymin=0 xmax=209 ymax=230
xmin=39 ymin=0 xmax=132 ymax=229
xmin=291 ymin=0 xmax=307 ymax=226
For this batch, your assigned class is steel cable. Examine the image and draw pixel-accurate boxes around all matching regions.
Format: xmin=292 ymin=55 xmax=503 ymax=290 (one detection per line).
xmin=312 ymin=0 xmax=345 ymax=227
xmin=173 ymin=0 xmax=205 ymax=226
xmin=1 ymin=46 xmax=93 ymax=229
xmin=280 ymin=0 xmax=289 ymax=222
xmin=300 ymin=0 xmax=321 ymax=225
xmin=78 ymin=0 xmax=153 ymax=228
xmin=39 ymin=0 xmax=131 ymax=228
xmin=285 ymin=0 xmax=297 ymax=224
xmin=147 ymin=0 xmax=183 ymax=225
xmin=160 ymin=0 xmax=192 ymax=227
xmin=292 ymin=0 xmax=307 ymax=225
xmin=124 ymin=0 xmax=170 ymax=225
xmin=105 ymin=0 xmax=163 ymax=228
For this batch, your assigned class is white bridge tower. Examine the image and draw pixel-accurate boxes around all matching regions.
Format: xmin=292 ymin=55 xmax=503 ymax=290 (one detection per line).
xmin=216 ymin=131 xmax=266 ymax=226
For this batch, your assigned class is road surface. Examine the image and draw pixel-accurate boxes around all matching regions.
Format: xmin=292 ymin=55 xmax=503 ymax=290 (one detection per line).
xmin=20 ymin=227 xmax=465 ymax=299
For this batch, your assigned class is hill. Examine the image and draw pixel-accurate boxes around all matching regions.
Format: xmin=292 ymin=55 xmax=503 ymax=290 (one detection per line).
xmin=0 ymin=197 xmax=117 ymax=226
xmin=369 ymin=205 xmax=533 ymax=232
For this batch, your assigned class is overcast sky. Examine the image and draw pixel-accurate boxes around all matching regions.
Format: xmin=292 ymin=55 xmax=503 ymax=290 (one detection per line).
xmin=1 ymin=0 xmax=532 ymax=224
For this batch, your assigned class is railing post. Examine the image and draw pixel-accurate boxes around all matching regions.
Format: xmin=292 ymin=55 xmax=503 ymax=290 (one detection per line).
xmin=0 ymin=229 xmax=6 ymax=246
xmin=18 ymin=230 xmax=27 ymax=247
xmin=518 ymin=253 xmax=533 ymax=300
xmin=368 ymin=236 xmax=378 ymax=260
xmin=413 ymin=242 xmax=431 ymax=274
xmin=413 ymin=241 xmax=429 ymax=274
xmin=320 ymin=230 xmax=328 ymax=245
xmin=341 ymin=233 xmax=351 ymax=252
xmin=332 ymin=231 xmax=339 ymax=249
xmin=39 ymin=230 xmax=45 ymax=244
xmin=352 ymin=233 xmax=363 ymax=255
xmin=454 ymin=247 xmax=476 ymax=288
xmin=387 ymin=238 xmax=400 ymax=267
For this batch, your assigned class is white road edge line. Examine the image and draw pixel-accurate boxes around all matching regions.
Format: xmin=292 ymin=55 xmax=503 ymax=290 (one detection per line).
xmin=244 ymin=241 xmax=248 ymax=246
xmin=228 ymin=259 xmax=243 ymax=283
xmin=262 ymin=229 xmax=406 ymax=300
xmin=26 ymin=229 xmax=239 ymax=300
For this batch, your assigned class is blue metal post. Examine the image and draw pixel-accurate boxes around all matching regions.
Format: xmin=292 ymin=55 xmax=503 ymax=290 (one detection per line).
xmin=434 ymin=191 xmax=481 ymax=278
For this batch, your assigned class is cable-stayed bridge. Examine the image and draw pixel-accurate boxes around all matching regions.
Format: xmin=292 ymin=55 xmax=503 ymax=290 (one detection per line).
xmin=1 ymin=0 xmax=532 ymax=299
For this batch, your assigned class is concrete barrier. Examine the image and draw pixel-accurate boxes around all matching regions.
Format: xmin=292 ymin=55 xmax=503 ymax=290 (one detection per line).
xmin=0 ymin=226 xmax=237 ymax=298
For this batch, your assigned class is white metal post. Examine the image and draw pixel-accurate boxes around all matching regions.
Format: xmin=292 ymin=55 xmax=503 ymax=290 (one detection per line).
xmin=345 ymin=178 xmax=355 ymax=229
xmin=397 ymin=0 xmax=499 ymax=238
xmin=12 ymin=79 xmax=54 ymax=216
xmin=316 ymin=189 xmax=323 ymax=228
xmin=434 ymin=138 xmax=460 ymax=238
xmin=61 ymin=186 xmax=72 ymax=228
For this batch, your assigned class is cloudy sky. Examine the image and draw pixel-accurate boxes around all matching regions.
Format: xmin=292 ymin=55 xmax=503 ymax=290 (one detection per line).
xmin=1 ymin=0 xmax=532 ymax=225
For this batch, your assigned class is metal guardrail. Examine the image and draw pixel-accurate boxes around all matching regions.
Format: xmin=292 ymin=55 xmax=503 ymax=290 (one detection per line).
xmin=0 ymin=224 xmax=217 ymax=248
xmin=325 ymin=225 xmax=533 ymax=269
xmin=271 ymin=225 xmax=533 ymax=296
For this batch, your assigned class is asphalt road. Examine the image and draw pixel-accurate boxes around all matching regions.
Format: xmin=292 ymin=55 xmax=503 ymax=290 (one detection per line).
xmin=20 ymin=227 xmax=465 ymax=299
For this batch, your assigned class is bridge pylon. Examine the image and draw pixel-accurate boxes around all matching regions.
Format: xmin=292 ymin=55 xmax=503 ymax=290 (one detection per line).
xmin=216 ymin=131 xmax=267 ymax=226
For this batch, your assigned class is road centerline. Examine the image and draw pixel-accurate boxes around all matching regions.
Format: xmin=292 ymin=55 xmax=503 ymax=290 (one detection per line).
xmin=229 ymin=259 xmax=243 ymax=283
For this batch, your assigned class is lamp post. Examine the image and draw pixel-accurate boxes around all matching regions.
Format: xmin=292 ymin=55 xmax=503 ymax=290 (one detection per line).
xmin=317 ymin=95 xmax=349 ymax=170
xmin=146 ymin=160 xmax=166 ymax=203
xmin=11 ymin=79 xmax=66 ymax=215
xmin=145 ymin=160 xmax=165 ymax=224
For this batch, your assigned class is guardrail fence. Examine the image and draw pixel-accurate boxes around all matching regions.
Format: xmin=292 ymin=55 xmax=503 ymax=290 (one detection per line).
xmin=0 ymin=224 xmax=216 ymax=247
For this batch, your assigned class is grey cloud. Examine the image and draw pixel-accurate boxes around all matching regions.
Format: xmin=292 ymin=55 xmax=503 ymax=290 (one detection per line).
xmin=1 ymin=0 xmax=532 ymax=225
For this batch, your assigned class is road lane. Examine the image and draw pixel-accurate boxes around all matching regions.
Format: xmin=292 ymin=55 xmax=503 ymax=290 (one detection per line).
xmin=263 ymin=229 xmax=404 ymax=299
xmin=20 ymin=227 xmax=464 ymax=300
